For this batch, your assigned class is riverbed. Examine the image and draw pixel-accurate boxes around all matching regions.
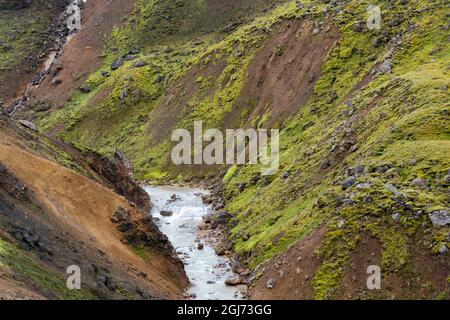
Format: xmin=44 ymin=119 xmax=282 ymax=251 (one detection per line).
xmin=145 ymin=186 xmax=244 ymax=300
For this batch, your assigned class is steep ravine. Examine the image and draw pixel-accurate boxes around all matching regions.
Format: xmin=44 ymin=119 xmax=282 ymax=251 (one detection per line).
xmin=146 ymin=186 xmax=246 ymax=300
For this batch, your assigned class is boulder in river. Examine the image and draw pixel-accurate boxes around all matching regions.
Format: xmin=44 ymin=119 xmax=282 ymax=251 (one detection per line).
xmin=160 ymin=210 xmax=173 ymax=217
xmin=225 ymin=275 xmax=244 ymax=286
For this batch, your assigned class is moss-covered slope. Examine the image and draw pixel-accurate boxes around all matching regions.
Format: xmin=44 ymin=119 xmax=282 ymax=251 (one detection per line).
xmin=27 ymin=0 xmax=449 ymax=299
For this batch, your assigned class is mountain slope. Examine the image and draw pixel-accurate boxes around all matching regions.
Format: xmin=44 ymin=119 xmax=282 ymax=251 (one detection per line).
xmin=0 ymin=116 xmax=188 ymax=299
xmin=1 ymin=0 xmax=449 ymax=299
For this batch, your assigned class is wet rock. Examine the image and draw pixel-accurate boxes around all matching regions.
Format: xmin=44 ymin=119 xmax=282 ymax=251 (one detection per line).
xmin=429 ymin=210 xmax=450 ymax=227
xmin=266 ymin=279 xmax=276 ymax=289
xmin=225 ymin=275 xmax=244 ymax=286
xmin=214 ymin=242 xmax=228 ymax=256
xmin=167 ymin=194 xmax=180 ymax=204
xmin=160 ymin=210 xmax=173 ymax=217
xmin=201 ymin=194 xmax=214 ymax=204
xmin=212 ymin=211 xmax=232 ymax=227
xmin=18 ymin=120 xmax=37 ymax=132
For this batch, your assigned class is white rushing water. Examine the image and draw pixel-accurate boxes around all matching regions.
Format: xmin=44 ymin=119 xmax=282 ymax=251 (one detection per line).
xmin=145 ymin=186 xmax=243 ymax=300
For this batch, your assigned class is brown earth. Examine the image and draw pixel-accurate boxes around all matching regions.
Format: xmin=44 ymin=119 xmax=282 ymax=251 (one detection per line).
xmin=16 ymin=0 xmax=136 ymax=109
xmin=249 ymin=230 xmax=449 ymax=300
xmin=249 ymin=225 xmax=325 ymax=300
xmin=0 ymin=118 xmax=188 ymax=299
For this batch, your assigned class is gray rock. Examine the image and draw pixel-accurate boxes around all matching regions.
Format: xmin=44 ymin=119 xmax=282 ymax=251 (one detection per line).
xmin=352 ymin=21 xmax=363 ymax=32
xmin=372 ymin=37 xmax=383 ymax=48
xmin=429 ymin=210 xmax=450 ymax=227
xmin=225 ymin=275 xmax=244 ymax=286
xmin=443 ymin=174 xmax=450 ymax=184
xmin=356 ymin=182 xmax=371 ymax=190
xmin=378 ymin=59 xmax=392 ymax=74
xmin=18 ymin=120 xmax=37 ymax=132
xmin=384 ymin=183 xmax=404 ymax=197
xmin=411 ymin=178 xmax=429 ymax=189
xmin=266 ymin=279 xmax=276 ymax=289
xmin=439 ymin=244 xmax=448 ymax=255
xmin=111 ymin=57 xmax=123 ymax=70
xmin=342 ymin=177 xmax=356 ymax=190
xmin=132 ymin=60 xmax=147 ymax=68
xmin=392 ymin=212 xmax=401 ymax=222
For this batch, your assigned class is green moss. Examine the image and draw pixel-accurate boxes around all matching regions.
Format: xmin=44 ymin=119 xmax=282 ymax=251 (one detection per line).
xmin=31 ymin=0 xmax=449 ymax=299
xmin=0 ymin=238 xmax=95 ymax=300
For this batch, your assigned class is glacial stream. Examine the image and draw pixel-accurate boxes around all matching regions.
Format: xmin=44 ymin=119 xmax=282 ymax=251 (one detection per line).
xmin=145 ymin=186 xmax=244 ymax=300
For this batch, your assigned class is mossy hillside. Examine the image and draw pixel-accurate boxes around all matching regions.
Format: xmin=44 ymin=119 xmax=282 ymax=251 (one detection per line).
xmin=37 ymin=0 xmax=311 ymax=180
xmin=0 ymin=238 xmax=95 ymax=299
xmin=30 ymin=0 xmax=449 ymax=299
xmin=222 ymin=0 xmax=449 ymax=299
xmin=0 ymin=0 xmax=67 ymax=97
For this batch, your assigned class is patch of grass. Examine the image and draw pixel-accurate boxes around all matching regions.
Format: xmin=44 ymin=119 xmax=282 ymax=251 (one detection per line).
xmin=0 ymin=238 xmax=95 ymax=299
